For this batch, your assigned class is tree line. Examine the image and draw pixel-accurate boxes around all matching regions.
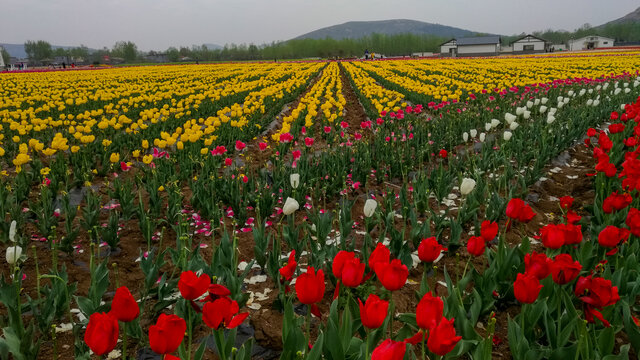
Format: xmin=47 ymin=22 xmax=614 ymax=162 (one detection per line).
xmin=16 ymin=21 xmax=640 ymax=65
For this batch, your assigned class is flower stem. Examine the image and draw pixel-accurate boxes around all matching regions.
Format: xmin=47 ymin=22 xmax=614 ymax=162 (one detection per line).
xmin=122 ymin=322 xmax=128 ymax=360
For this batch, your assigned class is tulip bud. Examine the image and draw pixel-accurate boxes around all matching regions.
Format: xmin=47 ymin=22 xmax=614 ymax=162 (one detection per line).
xmin=479 ymin=133 xmax=486 ymax=142
xmin=587 ymin=99 xmax=593 ymax=106
xmin=470 ymin=129 xmax=477 ymax=138
xmin=503 ymin=131 xmax=513 ymax=141
xmin=363 ymin=199 xmax=377 ymax=218
xmin=491 ymin=119 xmax=500 ymax=128
xmin=283 ymin=197 xmax=299 ymax=216
xmin=515 ymin=107 xmax=524 ymax=116
xmin=593 ymin=100 xmax=600 ymax=107
xmin=557 ymin=96 xmax=563 ymax=103
xmin=9 ymin=221 xmax=16 ymax=243
xmin=549 ymin=107 xmax=557 ymax=115
xmin=290 ymin=173 xmax=300 ymax=189
xmin=534 ymin=99 xmax=540 ymax=106
xmin=541 ymin=97 xmax=548 ymax=104
xmin=6 ymin=245 xmax=22 ymax=265
xmin=563 ymin=97 xmax=570 ymax=104
xmin=462 ymin=132 xmax=469 ymax=142
xmin=504 ymin=113 xmax=516 ymax=124
xmin=460 ymin=178 xmax=476 ymax=196
xmin=526 ymin=101 xmax=533 ymax=108
xmin=579 ymin=89 xmax=586 ymax=96
xmin=485 ymin=123 xmax=492 ymax=131
xmin=523 ymin=110 xmax=531 ymax=120
xmin=509 ymin=122 xmax=519 ymax=130
xmin=539 ymin=106 xmax=547 ymax=114
xmin=546 ymin=115 xmax=556 ymax=124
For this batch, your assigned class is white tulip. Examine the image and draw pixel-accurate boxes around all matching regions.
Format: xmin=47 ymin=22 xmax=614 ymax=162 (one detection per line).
xmin=603 ymin=83 xmax=609 ymax=90
xmin=568 ymin=90 xmax=574 ymax=97
xmin=541 ymin=97 xmax=548 ymax=105
xmin=503 ymin=131 xmax=513 ymax=141
xmin=624 ymin=82 xmax=629 ymax=88
xmin=614 ymin=88 xmax=622 ymax=96
xmin=504 ymin=113 xmax=516 ymax=124
xmin=510 ymin=122 xmax=519 ymax=130
xmin=9 ymin=221 xmax=16 ymax=243
xmin=534 ymin=99 xmax=540 ymax=106
xmin=516 ymin=107 xmax=525 ymax=116
xmin=625 ymin=88 xmax=631 ymax=94
xmin=563 ymin=97 xmax=570 ymax=104
xmin=282 ymin=197 xmax=299 ymax=216
xmin=290 ymin=173 xmax=300 ymax=189
xmin=579 ymin=89 xmax=586 ymax=96
xmin=593 ymin=100 xmax=600 ymax=107
xmin=491 ymin=119 xmax=500 ymax=128
xmin=587 ymin=99 xmax=594 ymax=106
xmin=526 ymin=101 xmax=534 ymax=108
xmin=6 ymin=245 xmax=22 ymax=265
xmin=621 ymin=104 xmax=627 ymax=110
xmin=523 ymin=110 xmax=531 ymax=120
xmin=557 ymin=102 xmax=564 ymax=109
xmin=539 ymin=106 xmax=548 ymax=114
xmin=549 ymin=107 xmax=557 ymax=115
xmin=485 ymin=123 xmax=492 ymax=131
xmin=590 ymin=88 xmax=595 ymax=93
xmin=470 ymin=129 xmax=477 ymax=138
xmin=479 ymin=133 xmax=486 ymax=142
xmin=463 ymin=132 xmax=469 ymax=142
xmin=460 ymin=178 xmax=476 ymax=196
xmin=363 ymin=199 xmax=377 ymax=218
xmin=557 ymin=96 xmax=564 ymax=103
xmin=546 ymin=115 xmax=556 ymax=124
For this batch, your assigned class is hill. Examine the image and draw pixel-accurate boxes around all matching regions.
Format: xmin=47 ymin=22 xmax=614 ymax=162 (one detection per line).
xmin=294 ymin=19 xmax=480 ymax=40
xmin=599 ymin=6 xmax=640 ymax=26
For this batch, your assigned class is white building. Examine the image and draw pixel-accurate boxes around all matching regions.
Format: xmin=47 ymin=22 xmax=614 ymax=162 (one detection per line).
xmin=510 ymin=35 xmax=547 ymax=53
xmin=0 ymin=46 xmax=5 ymax=68
xmin=440 ymin=36 xmax=501 ymax=57
xmin=568 ymin=35 xmax=615 ymax=51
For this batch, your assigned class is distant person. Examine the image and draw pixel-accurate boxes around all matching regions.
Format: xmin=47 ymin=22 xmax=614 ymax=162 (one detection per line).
xmin=62 ymin=62 xmax=66 ymax=69
xmin=364 ymin=49 xmax=369 ymax=59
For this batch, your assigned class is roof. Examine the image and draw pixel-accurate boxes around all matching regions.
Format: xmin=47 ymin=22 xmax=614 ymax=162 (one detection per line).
xmin=456 ymin=36 xmax=501 ymax=46
xmin=439 ymin=38 xmax=456 ymax=47
xmin=509 ymin=34 xmax=548 ymax=46
xmin=570 ymin=34 xmax=615 ymax=42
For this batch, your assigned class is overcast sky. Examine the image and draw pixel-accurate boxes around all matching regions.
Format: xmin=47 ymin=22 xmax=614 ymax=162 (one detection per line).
xmin=1 ymin=0 xmax=637 ymax=51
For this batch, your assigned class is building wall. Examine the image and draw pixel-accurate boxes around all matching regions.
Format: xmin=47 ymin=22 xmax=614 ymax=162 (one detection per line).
xmin=440 ymin=44 xmax=456 ymax=54
xmin=457 ymin=44 xmax=497 ymax=55
xmin=568 ymin=36 xmax=615 ymax=51
xmin=513 ymin=40 xmax=545 ymax=52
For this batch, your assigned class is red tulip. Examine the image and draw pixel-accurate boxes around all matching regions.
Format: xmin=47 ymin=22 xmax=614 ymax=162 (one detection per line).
xmin=178 ymin=271 xmax=210 ymax=300
xmin=562 ymin=224 xmax=583 ymax=245
xmin=524 ymin=251 xmax=551 ymax=280
xmin=369 ymin=243 xmax=390 ymax=271
xmin=109 ymin=286 xmax=140 ymax=322
xmin=598 ymin=225 xmax=631 ymax=248
xmin=550 ymin=254 xmax=581 ymax=285
xmin=371 ymin=339 xmax=406 ymax=360
xmin=439 ymin=149 xmax=448 ymax=159
xmin=566 ymin=210 xmax=582 ymax=225
xmin=466 ymin=236 xmax=486 ymax=257
xmin=506 ymin=198 xmax=536 ymax=223
xmin=341 ymin=257 xmax=365 ymax=288
xmin=84 ymin=312 xmax=119 ymax=355
xmin=417 ymin=237 xmax=445 ymax=263
xmin=332 ymin=250 xmax=355 ymax=279
xmin=427 ymin=318 xmax=462 ymax=356
xmin=258 ymin=142 xmax=268 ymax=151
xmin=559 ymin=196 xmax=574 ymax=209
xmin=587 ymin=128 xmax=597 ymax=137
xmin=480 ymin=220 xmax=498 ymax=241
xmin=358 ymin=294 xmax=389 ymax=329
xmin=295 ymin=267 xmax=325 ymax=305
xmin=304 ymin=137 xmax=314 ymax=147
xmin=235 ymin=140 xmax=246 ymax=151
xmin=626 ymin=207 xmax=640 ymax=236
xmin=513 ymin=273 xmax=542 ymax=304
xmin=416 ymin=292 xmax=443 ymax=330
xmin=539 ymin=224 xmax=565 ymax=249
xmin=149 ymin=314 xmax=186 ymax=354
xmin=375 ymin=259 xmax=408 ymax=291
xmin=602 ymin=191 xmax=632 ymax=213
xmin=575 ymin=275 xmax=620 ymax=327
xmin=202 ymin=297 xmax=249 ymax=329
xmin=279 ymin=250 xmax=297 ymax=282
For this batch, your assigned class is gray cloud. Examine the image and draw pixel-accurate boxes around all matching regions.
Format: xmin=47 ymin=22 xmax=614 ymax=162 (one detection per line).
xmin=1 ymin=0 xmax=636 ymax=50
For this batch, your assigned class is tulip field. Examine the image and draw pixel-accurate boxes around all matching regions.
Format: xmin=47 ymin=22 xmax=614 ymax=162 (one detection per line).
xmin=1 ymin=50 xmax=640 ymax=359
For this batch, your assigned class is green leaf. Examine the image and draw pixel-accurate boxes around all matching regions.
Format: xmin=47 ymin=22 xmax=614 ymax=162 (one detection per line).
xmin=597 ymin=326 xmax=615 ymax=356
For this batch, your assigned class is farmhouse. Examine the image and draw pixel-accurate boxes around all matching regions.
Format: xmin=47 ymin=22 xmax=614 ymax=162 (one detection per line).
xmin=568 ymin=35 xmax=615 ymax=51
xmin=0 ymin=46 xmax=5 ymax=68
xmin=440 ymin=36 xmax=501 ymax=57
xmin=510 ymin=34 xmax=548 ymax=53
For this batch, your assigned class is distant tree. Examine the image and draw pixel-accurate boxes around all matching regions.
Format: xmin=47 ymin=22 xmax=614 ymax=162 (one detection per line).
xmin=112 ymin=41 xmax=138 ymax=62
xmin=69 ymin=46 xmax=89 ymax=62
xmin=24 ymin=40 xmax=53 ymax=62
xmin=166 ymin=47 xmax=180 ymax=62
